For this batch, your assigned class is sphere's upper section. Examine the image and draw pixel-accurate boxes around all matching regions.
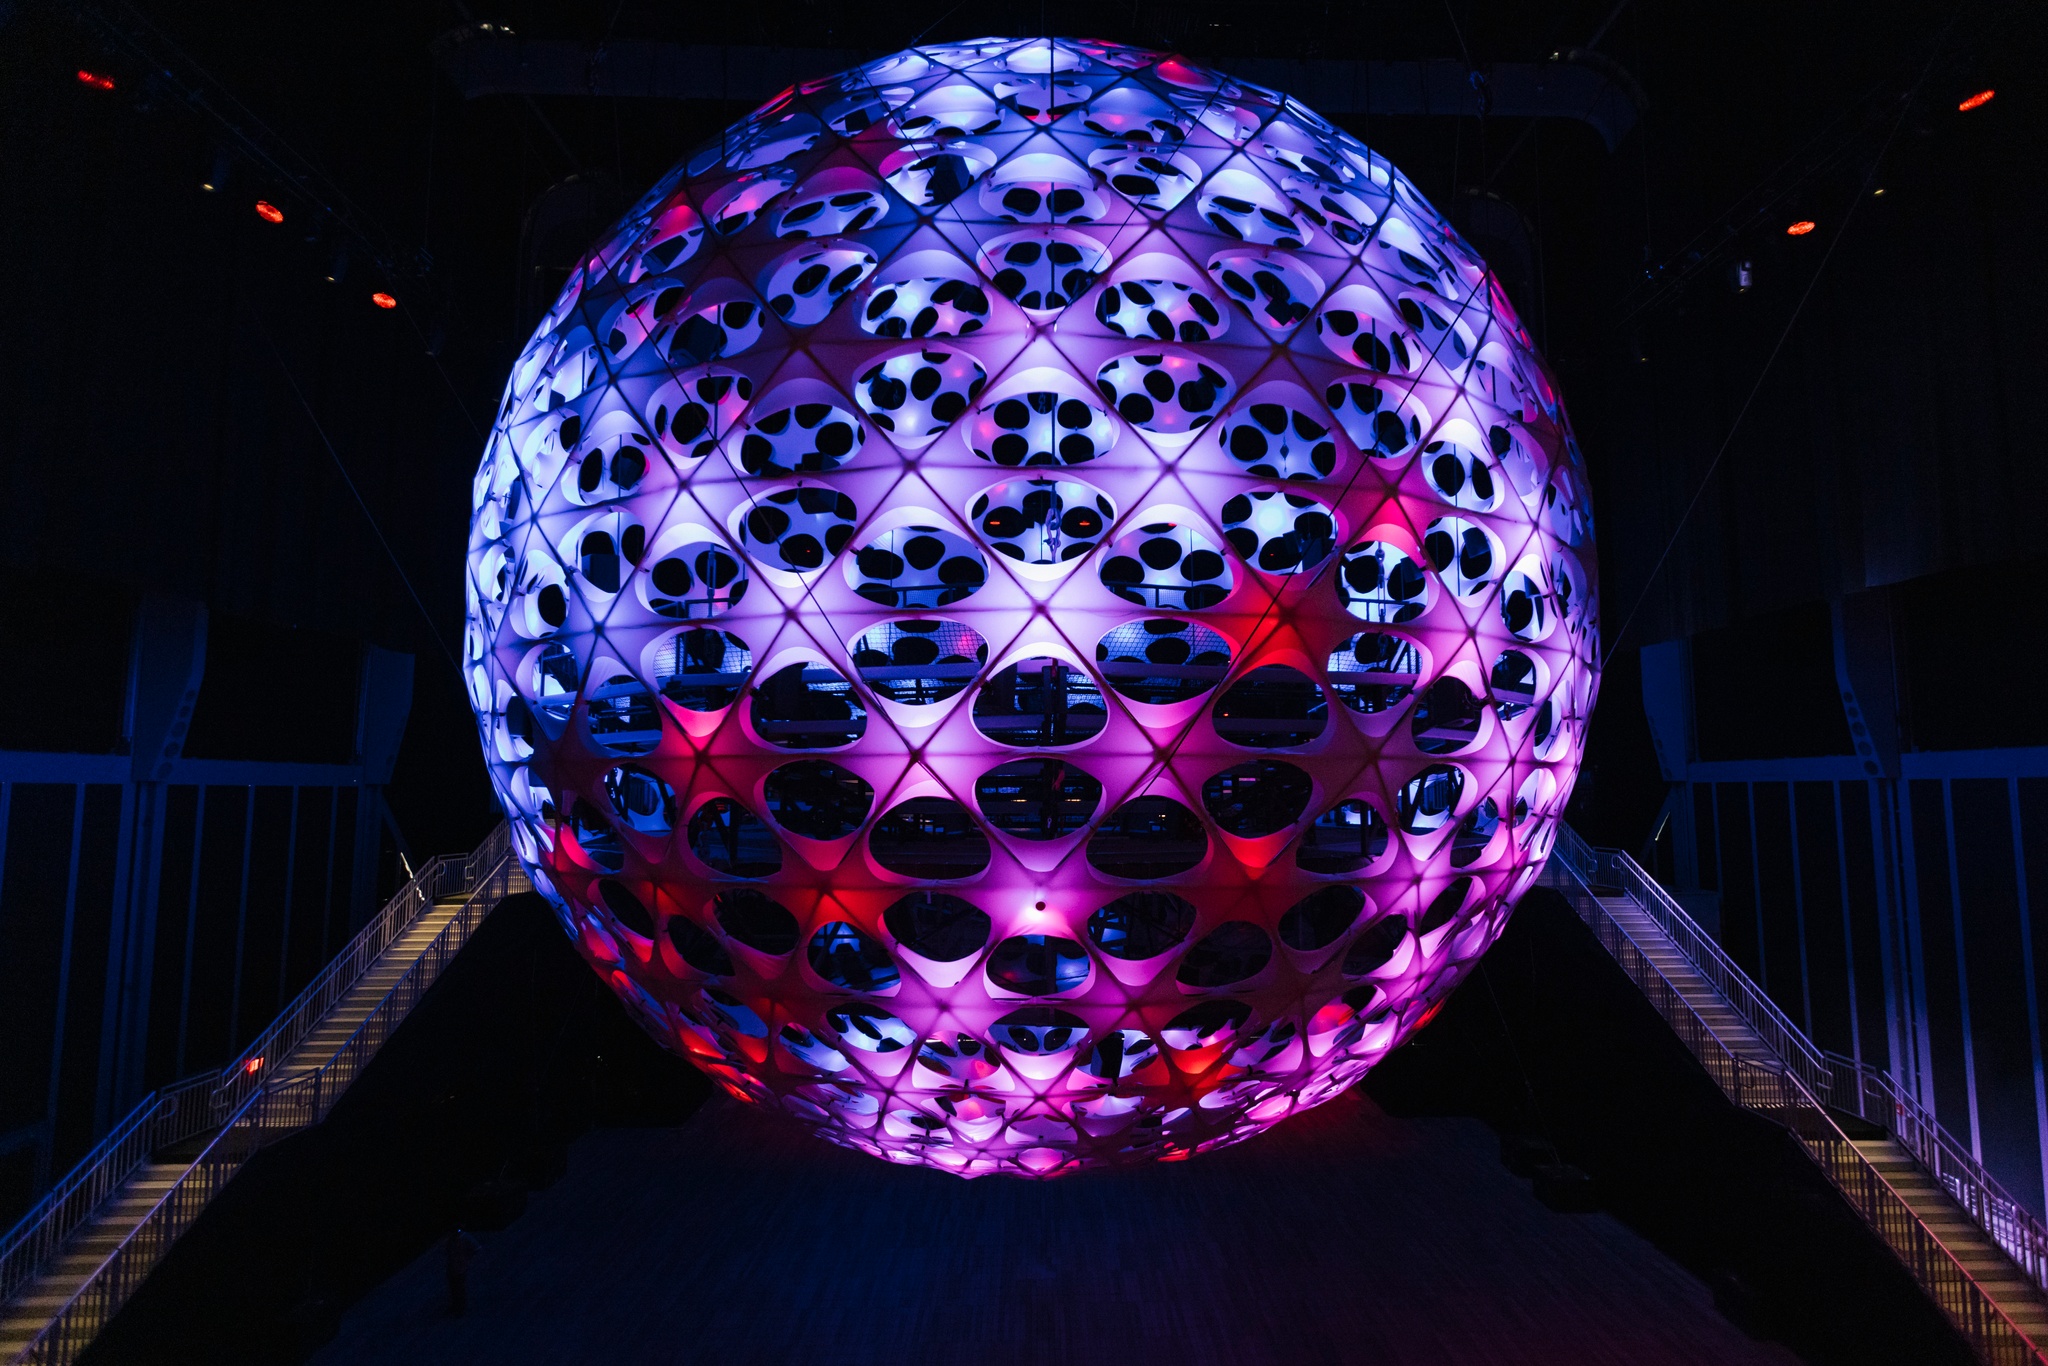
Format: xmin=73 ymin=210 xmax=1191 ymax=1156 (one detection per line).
xmin=466 ymin=36 xmax=1599 ymax=1178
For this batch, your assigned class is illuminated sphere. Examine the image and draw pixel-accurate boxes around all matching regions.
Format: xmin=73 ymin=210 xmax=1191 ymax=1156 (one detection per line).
xmin=464 ymin=37 xmax=1599 ymax=1177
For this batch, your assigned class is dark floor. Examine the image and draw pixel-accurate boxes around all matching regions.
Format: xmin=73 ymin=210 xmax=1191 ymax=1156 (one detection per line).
xmin=310 ymin=1090 xmax=1798 ymax=1366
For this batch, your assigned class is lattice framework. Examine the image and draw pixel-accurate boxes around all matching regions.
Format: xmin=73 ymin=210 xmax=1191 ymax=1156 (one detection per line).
xmin=465 ymin=36 xmax=1600 ymax=1176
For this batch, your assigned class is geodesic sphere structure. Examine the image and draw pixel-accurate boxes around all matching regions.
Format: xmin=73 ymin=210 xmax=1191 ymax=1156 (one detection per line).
xmin=465 ymin=36 xmax=1599 ymax=1178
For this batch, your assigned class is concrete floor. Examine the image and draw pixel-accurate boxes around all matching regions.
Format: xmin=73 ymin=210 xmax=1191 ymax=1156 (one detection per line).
xmin=314 ymin=1090 xmax=1799 ymax=1366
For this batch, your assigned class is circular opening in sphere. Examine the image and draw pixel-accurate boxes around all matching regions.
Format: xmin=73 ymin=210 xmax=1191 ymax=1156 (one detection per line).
xmin=869 ymin=798 xmax=991 ymax=879
xmin=883 ymin=892 xmax=991 ymax=961
xmin=986 ymin=935 xmax=1091 ymax=994
xmin=713 ymin=889 xmax=800 ymax=955
xmin=851 ymin=620 xmax=987 ymax=705
xmin=1087 ymin=797 xmax=1207 ymax=878
xmin=1211 ymin=664 xmax=1326 ymax=747
xmin=1296 ymin=799 xmax=1390 ymax=874
xmin=808 ymin=921 xmax=901 ymax=992
xmin=667 ymin=914 xmax=735 ymax=975
xmin=687 ymin=799 xmax=783 ymax=878
xmin=1201 ymin=761 xmax=1312 ymax=837
xmin=974 ymin=759 xmax=1101 ymax=839
xmin=763 ymin=760 xmax=874 ymax=839
xmin=1095 ymin=619 xmax=1232 ymax=704
xmin=972 ymin=657 xmax=1107 ymax=746
xmin=1279 ymin=886 xmax=1366 ymax=951
xmin=1176 ymin=921 xmax=1273 ymax=988
xmin=1086 ymin=891 xmax=1197 ymax=960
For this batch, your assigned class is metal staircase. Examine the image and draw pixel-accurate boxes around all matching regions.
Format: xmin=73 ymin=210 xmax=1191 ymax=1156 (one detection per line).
xmin=0 ymin=823 xmax=522 ymax=1366
xmin=1546 ymin=827 xmax=2048 ymax=1364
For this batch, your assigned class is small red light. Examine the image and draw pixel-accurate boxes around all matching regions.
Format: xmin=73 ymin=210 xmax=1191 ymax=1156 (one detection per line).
xmin=371 ymin=291 xmax=398 ymax=310
xmin=1786 ymin=220 xmax=1817 ymax=236
xmin=255 ymin=200 xmax=285 ymax=224
xmin=76 ymin=70 xmax=115 ymax=91
xmin=245 ymin=1056 xmax=264 ymax=1074
xmin=1959 ymin=89 xmax=1995 ymax=112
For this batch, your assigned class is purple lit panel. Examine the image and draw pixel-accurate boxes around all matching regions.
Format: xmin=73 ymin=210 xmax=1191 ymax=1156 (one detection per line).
xmin=465 ymin=37 xmax=1599 ymax=1177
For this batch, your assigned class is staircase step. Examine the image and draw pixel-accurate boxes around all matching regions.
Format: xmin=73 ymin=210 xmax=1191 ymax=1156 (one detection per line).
xmin=0 ymin=859 xmax=518 ymax=1362
xmin=1584 ymin=873 xmax=2048 ymax=1331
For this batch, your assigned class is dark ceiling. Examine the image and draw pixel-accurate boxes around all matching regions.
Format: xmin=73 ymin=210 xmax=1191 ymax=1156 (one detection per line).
xmin=2 ymin=0 xmax=2040 ymax=849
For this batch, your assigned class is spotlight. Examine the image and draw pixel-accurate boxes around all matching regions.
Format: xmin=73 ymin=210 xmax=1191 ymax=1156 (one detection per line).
xmin=370 ymin=291 xmax=397 ymax=310
xmin=1872 ymin=187 xmax=1886 ymax=197
xmin=1958 ymin=89 xmax=1995 ymax=112
xmin=254 ymin=200 xmax=284 ymax=224
xmin=1730 ymin=259 xmax=1755 ymax=293
xmin=201 ymin=147 xmax=231 ymax=193
xmin=1786 ymin=220 xmax=1816 ymax=236
xmin=76 ymin=69 xmax=115 ymax=91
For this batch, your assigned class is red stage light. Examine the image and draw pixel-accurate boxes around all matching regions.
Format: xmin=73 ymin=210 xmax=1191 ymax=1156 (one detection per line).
xmin=370 ymin=291 xmax=398 ymax=310
xmin=254 ymin=200 xmax=285 ymax=224
xmin=1959 ymin=89 xmax=1995 ymax=112
xmin=76 ymin=70 xmax=115 ymax=91
xmin=245 ymin=1056 xmax=264 ymax=1074
xmin=1786 ymin=220 xmax=1817 ymax=236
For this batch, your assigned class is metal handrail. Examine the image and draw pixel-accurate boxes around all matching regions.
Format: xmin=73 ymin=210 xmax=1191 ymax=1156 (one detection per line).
xmin=8 ymin=832 xmax=515 ymax=1366
xmin=213 ymin=822 xmax=511 ymax=1112
xmin=1558 ymin=827 xmax=1834 ymax=1084
xmin=13 ymin=1083 xmax=274 ymax=1366
xmin=1563 ymin=827 xmax=2048 ymax=1296
xmin=1829 ymin=1047 xmax=2048 ymax=1291
xmin=0 ymin=1075 xmax=215 ymax=1306
xmin=1544 ymin=845 xmax=2047 ymax=1365
xmin=3 ymin=826 xmax=510 ymax=1310
xmin=271 ymin=851 xmax=514 ymax=1124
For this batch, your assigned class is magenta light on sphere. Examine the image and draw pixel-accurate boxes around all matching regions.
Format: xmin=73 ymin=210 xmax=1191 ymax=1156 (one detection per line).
xmin=465 ymin=37 xmax=1599 ymax=1177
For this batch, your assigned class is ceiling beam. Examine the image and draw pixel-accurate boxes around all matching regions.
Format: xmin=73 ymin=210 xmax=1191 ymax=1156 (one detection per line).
xmin=428 ymin=33 xmax=1643 ymax=150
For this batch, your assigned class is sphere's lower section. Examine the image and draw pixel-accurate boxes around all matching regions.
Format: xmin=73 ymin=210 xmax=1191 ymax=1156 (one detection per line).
xmin=528 ymin=803 xmax=1548 ymax=1176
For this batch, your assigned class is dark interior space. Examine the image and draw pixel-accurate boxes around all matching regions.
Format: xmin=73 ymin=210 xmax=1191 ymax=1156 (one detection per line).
xmin=3 ymin=0 xmax=2047 ymax=1361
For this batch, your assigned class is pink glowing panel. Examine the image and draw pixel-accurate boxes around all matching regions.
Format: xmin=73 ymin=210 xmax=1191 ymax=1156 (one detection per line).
xmin=465 ymin=36 xmax=1599 ymax=1178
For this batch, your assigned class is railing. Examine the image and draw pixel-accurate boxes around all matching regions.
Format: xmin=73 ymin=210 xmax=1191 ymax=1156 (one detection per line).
xmin=1543 ymin=845 xmax=2047 ymax=1366
xmin=1557 ymin=827 xmax=1836 ymax=1088
xmin=5 ymin=823 xmax=514 ymax=1366
xmin=1830 ymin=1033 xmax=2048 ymax=1292
xmin=1560 ymin=826 xmax=2048 ymax=1297
xmin=257 ymin=847 xmax=513 ymax=1127
xmin=0 ymin=1075 xmax=215 ymax=1307
xmin=11 ymin=1086 xmax=269 ymax=1366
xmin=214 ymin=821 xmax=512 ymax=1113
